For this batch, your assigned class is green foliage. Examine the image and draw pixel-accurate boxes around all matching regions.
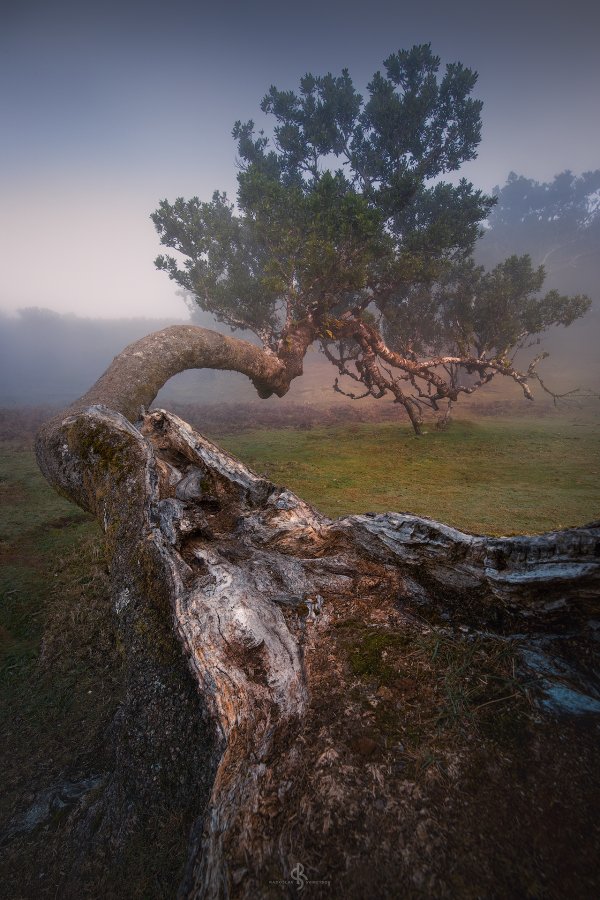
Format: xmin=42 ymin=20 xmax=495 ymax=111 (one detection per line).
xmin=479 ymin=169 xmax=600 ymax=273
xmin=441 ymin=255 xmax=591 ymax=355
xmin=381 ymin=250 xmax=591 ymax=359
xmin=152 ymin=45 xmax=493 ymax=345
xmin=152 ymin=46 xmax=590 ymax=420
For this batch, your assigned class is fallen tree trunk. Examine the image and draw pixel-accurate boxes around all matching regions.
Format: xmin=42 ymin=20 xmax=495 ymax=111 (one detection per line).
xmin=33 ymin=327 xmax=600 ymax=898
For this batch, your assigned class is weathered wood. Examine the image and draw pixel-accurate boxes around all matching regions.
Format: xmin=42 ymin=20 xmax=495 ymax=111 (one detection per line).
xmin=34 ymin=328 xmax=600 ymax=898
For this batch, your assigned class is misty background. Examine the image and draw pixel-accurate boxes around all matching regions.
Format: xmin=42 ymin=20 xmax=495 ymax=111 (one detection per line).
xmin=1 ymin=0 xmax=599 ymax=410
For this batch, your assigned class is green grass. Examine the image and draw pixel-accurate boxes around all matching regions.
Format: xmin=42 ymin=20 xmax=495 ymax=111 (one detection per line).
xmin=0 ymin=442 xmax=89 ymax=542
xmin=0 ymin=440 xmax=124 ymax=893
xmin=7 ymin=414 xmax=591 ymax=783
xmin=213 ymin=417 xmax=600 ymax=534
xmin=0 ymin=417 xmax=597 ymax=810
xmin=0 ymin=444 xmax=114 ymax=828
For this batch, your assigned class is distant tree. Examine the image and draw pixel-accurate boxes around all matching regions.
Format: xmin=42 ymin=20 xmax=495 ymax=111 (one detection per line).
xmin=152 ymin=46 xmax=590 ymax=433
xmin=488 ymin=170 xmax=600 ymax=235
xmin=480 ymin=170 xmax=600 ymax=272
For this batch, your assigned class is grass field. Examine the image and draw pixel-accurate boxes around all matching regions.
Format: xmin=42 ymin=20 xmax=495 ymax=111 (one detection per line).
xmin=214 ymin=416 xmax=600 ymax=535
xmin=0 ymin=441 xmax=196 ymax=894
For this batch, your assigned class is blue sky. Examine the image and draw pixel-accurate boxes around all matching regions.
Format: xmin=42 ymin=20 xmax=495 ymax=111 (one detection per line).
xmin=2 ymin=0 xmax=599 ymax=318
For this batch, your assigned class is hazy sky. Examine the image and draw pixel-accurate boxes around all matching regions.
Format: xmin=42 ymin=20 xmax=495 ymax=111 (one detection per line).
xmin=1 ymin=0 xmax=599 ymax=319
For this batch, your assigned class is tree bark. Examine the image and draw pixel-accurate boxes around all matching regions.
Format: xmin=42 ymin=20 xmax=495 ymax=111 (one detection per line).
xmin=34 ymin=326 xmax=600 ymax=898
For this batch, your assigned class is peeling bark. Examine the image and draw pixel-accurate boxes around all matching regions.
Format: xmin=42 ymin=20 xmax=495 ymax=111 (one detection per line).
xmin=34 ymin=327 xmax=600 ymax=898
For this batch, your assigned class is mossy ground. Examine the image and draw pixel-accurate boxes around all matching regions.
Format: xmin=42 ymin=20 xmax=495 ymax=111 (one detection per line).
xmin=275 ymin=593 xmax=599 ymax=898
xmin=0 ymin=444 xmax=109 ymax=795
xmin=0 ymin=443 xmax=119 ymax=893
xmin=336 ymin=619 xmax=530 ymax=773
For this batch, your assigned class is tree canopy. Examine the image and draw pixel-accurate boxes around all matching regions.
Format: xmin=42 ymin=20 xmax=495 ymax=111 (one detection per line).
xmin=152 ymin=45 xmax=590 ymax=432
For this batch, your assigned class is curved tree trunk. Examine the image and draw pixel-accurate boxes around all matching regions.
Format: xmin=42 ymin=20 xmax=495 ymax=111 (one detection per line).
xmin=33 ymin=326 xmax=600 ymax=898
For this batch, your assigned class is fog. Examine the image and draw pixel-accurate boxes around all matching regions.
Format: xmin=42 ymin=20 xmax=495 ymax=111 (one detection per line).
xmin=0 ymin=307 xmax=350 ymax=409
xmin=1 ymin=1 xmax=599 ymax=410
xmin=0 ymin=308 xmax=227 ymax=407
xmin=2 ymin=0 xmax=600 ymax=320
xmin=1 ymin=175 xmax=599 ymax=411
xmin=1 ymin=266 xmax=597 ymax=413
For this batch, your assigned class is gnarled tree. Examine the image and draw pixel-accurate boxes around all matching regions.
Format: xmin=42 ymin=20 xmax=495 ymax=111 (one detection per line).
xmin=152 ymin=46 xmax=590 ymax=434
xmin=30 ymin=45 xmax=600 ymax=900
xmin=33 ymin=334 xmax=600 ymax=897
